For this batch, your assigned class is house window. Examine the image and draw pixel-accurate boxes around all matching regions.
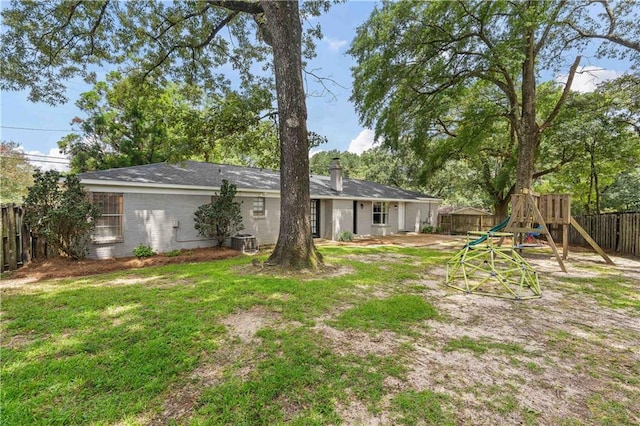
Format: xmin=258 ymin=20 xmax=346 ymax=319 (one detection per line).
xmin=92 ymin=193 xmax=123 ymax=242
xmin=253 ymin=197 xmax=265 ymax=217
xmin=373 ymin=201 xmax=389 ymax=225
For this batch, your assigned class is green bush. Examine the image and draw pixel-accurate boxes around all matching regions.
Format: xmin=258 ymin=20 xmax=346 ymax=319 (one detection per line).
xmin=337 ymin=230 xmax=354 ymax=242
xmin=23 ymin=170 xmax=101 ymax=260
xmin=133 ymin=244 xmax=155 ymax=258
xmin=194 ymin=179 xmax=243 ymax=247
xmin=420 ymin=225 xmax=434 ymax=234
xmin=165 ymin=249 xmax=182 ymax=257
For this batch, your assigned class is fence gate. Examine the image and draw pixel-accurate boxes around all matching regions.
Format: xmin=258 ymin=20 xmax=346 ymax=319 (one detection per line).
xmin=1 ymin=204 xmax=26 ymax=271
xmin=1 ymin=204 xmax=53 ymax=272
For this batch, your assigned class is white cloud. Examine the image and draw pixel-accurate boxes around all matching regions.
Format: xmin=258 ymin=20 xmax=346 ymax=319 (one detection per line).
xmin=348 ymin=129 xmax=379 ymax=154
xmin=324 ymin=37 xmax=347 ymax=53
xmin=556 ymin=66 xmax=619 ymax=93
xmin=309 ymin=148 xmax=326 ymax=158
xmin=26 ymin=148 xmax=70 ymax=172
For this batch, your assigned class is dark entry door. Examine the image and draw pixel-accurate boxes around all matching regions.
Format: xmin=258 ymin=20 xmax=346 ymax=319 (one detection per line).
xmin=353 ymin=200 xmax=358 ymax=234
xmin=311 ymin=199 xmax=320 ymax=237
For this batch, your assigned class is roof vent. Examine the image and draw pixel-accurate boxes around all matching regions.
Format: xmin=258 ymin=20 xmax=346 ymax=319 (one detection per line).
xmin=329 ymin=157 xmax=343 ymax=193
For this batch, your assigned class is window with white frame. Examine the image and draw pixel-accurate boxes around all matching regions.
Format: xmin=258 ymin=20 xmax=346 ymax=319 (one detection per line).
xmin=373 ymin=201 xmax=389 ymax=225
xmin=253 ymin=197 xmax=265 ymax=217
xmin=92 ymin=193 xmax=123 ymax=242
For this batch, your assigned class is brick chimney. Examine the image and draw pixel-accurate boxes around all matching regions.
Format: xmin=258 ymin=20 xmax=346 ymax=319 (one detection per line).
xmin=329 ymin=157 xmax=343 ymax=192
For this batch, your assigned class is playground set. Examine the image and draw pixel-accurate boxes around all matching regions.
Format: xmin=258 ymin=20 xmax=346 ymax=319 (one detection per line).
xmin=445 ymin=190 xmax=614 ymax=299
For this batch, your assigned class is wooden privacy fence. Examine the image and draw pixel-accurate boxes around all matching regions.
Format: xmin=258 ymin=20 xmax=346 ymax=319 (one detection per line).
xmin=1 ymin=204 xmax=53 ymax=272
xmin=569 ymin=212 xmax=639 ymax=257
xmin=438 ymin=214 xmax=500 ymax=234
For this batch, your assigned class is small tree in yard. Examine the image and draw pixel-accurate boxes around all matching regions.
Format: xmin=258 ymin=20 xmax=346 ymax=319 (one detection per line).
xmin=194 ymin=180 xmax=243 ymax=248
xmin=24 ymin=170 xmax=101 ymax=260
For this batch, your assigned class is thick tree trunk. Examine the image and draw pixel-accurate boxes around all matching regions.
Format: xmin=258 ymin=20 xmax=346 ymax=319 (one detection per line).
xmin=261 ymin=0 xmax=323 ymax=269
xmin=515 ymin=18 xmax=539 ymax=192
xmin=493 ymin=197 xmax=510 ymax=220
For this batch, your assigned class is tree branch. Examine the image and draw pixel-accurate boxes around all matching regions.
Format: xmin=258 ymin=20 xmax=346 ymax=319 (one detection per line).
xmin=39 ymin=1 xmax=82 ymax=41
xmin=436 ymin=118 xmax=457 ymax=137
xmin=532 ymin=161 xmax=568 ymax=180
xmin=601 ymin=0 xmax=616 ymax=35
xmin=569 ymin=23 xmax=640 ymax=52
xmin=88 ymin=1 xmax=109 ymax=55
xmin=534 ymin=0 xmax=567 ymax=56
xmin=207 ymin=1 xmax=263 ymax=15
xmin=142 ymin=11 xmax=239 ymax=82
xmin=566 ymin=0 xmax=640 ymax=52
xmin=192 ymin=11 xmax=239 ymax=49
xmin=539 ymin=55 xmax=581 ymax=133
xmin=153 ymin=4 xmax=212 ymax=42
xmin=303 ymin=68 xmax=346 ymax=101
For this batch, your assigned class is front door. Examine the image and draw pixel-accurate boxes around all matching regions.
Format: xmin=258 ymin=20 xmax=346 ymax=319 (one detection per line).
xmin=310 ymin=199 xmax=320 ymax=237
xmin=353 ymin=200 xmax=358 ymax=234
xmin=398 ymin=202 xmax=405 ymax=231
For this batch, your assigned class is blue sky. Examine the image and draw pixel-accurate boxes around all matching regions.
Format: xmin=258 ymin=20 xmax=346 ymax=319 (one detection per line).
xmin=0 ymin=1 xmax=634 ymax=171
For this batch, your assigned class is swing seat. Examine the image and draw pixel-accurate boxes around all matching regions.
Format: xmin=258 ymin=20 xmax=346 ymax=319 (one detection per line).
xmin=515 ymin=243 xmax=546 ymax=249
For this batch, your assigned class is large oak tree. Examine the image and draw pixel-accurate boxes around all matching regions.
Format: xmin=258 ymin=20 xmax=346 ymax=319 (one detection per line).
xmin=1 ymin=0 xmax=329 ymax=269
xmin=350 ymin=0 xmax=639 ymax=193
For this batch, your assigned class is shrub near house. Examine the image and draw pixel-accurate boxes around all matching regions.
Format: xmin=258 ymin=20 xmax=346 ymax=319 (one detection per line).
xmin=24 ymin=170 xmax=101 ymax=260
xmin=194 ymin=179 xmax=243 ymax=248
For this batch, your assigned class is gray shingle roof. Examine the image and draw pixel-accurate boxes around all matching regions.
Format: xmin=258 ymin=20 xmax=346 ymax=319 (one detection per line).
xmin=79 ymin=161 xmax=438 ymax=201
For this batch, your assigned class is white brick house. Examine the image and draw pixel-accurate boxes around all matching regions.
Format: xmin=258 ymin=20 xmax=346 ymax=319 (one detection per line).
xmin=79 ymin=160 xmax=441 ymax=259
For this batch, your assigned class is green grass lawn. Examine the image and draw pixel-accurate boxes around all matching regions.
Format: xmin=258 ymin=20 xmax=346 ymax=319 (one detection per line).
xmin=0 ymin=247 xmax=450 ymax=425
xmin=1 ymin=245 xmax=638 ymax=425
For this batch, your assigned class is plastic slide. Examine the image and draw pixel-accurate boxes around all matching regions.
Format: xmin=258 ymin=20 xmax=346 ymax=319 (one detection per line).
xmin=465 ymin=216 xmax=511 ymax=247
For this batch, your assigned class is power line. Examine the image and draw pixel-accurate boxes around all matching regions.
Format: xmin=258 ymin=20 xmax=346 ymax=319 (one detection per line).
xmin=22 ymin=152 xmax=67 ymax=159
xmin=27 ymin=159 xmax=70 ymax=165
xmin=0 ymin=154 xmax=70 ymax=164
xmin=1 ymin=125 xmax=77 ymax=132
xmin=0 ymin=158 xmax=69 ymax=165
xmin=26 ymin=159 xmax=70 ymax=165
xmin=2 ymin=152 xmax=70 ymax=161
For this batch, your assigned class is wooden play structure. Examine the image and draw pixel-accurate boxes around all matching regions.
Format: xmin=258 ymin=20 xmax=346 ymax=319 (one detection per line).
xmin=504 ymin=190 xmax=614 ymax=272
xmin=445 ymin=190 xmax=615 ymax=299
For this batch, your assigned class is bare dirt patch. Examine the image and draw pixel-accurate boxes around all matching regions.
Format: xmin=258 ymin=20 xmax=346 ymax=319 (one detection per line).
xmin=233 ymin=262 xmax=354 ymax=281
xmin=154 ymin=305 xmax=283 ymax=425
xmin=312 ymin=240 xmax=640 ymax=424
xmin=1 ymin=247 xmax=240 ymax=282
xmin=222 ymin=305 xmax=282 ymax=343
xmin=3 ymin=332 xmax=39 ymax=349
xmin=405 ymin=253 xmax=640 ymax=424
xmin=334 ymin=392 xmax=392 ymax=426
xmin=342 ymin=252 xmax=420 ymax=265
xmin=151 ymin=343 xmax=248 ymax=426
xmin=314 ymin=324 xmax=409 ymax=357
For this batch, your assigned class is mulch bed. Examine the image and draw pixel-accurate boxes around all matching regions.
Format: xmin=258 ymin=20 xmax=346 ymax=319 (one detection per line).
xmin=3 ymin=247 xmax=241 ymax=281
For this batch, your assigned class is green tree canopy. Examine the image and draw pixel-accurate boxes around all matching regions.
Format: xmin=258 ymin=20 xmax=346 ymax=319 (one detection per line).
xmin=350 ymin=0 xmax=640 ymax=193
xmin=601 ymin=168 xmax=640 ymax=212
xmin=0 ymin=141 xmax=35 ymax=204
xmin=537 ymin=75 xmax=640 ymax=214
xmin=59 ymin=72 xmax=280 ymax=172
xmin=309 ymin=149 xmax=363 ymax=178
